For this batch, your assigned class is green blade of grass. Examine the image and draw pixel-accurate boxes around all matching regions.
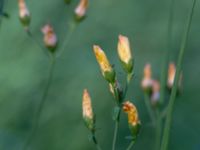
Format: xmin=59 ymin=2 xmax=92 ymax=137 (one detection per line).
xmin=160 ymin=0 xmax=197 ymax=150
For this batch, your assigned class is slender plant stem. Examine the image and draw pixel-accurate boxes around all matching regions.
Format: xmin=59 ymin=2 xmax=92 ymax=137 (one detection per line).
xmin=22 ymin=54 xmax=56 ymax=150
xmin=26 ymin=30 xmax=50 ymax=57
xmin=56 ymin=20 xmax=78 ymax=58
xmin=144 ymin=93 xmax=156 ymax=125
xmin=111 ymin=73 xmax=132 ymax=150
xmin=160 ymin=0 xmax=175 ymax=104
xmin=161 ymin=1 xmax=197 ymax=150
xmin=92 ymin=133 xmax=103 ymax=150
xmin=126 ymin=140 xmax=135 ymax=150
xmin=155 ymin=109 xmax=162 ymax=150
xmin=112 ymin=119 xmax=119 ymax=150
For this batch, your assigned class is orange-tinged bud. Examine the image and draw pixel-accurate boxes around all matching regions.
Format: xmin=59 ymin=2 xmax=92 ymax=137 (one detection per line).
xmin=18 ymin=0 xmax=30 ymax=28
xmin=123 ymin=101 xmax=141 ymax=139
xmin=75 ymin=0 xmax=88 ymax=20
xmin=167 ymin=63 xmax=176 ymax=88
xmin=93 ymin=45 xmax=115 ymax=83
xmin=141 ymin=64 xmax=153 ymax=92
xmin=41 ymin=24 xmax=58 ymax=53
xmin=82 ymin=89 xmax=94 ymax=131
xmin=117 ymin=35 xmax=133 ymax=73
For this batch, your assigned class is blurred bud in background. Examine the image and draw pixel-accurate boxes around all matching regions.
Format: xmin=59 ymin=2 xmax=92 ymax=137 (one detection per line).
xmin=167 ymin=62 xmax=182 ymax=93
xmin=18 ymin=0 xmax=31 ymax=29
xmin=141 ymin=64 xmax=153 ymax=94
xmin=75 ymin=0 xmax=88 ymax=21
xmin=151 ymin=80 xmax=160 ymax=107
xmin=93 ymin=45 xmax=116 ymax=83
xmin=123 ymin=101 xmax=141 ymax=139
xmin=117 ymin=35 xmax=133 ymax=74
xmin=41 ymin=24 xmax=58 ymax=53
xmin=82 ymin=89 xmax=95 ymax=131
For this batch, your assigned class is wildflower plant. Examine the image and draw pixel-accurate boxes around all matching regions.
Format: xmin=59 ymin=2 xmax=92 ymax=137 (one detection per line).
xmin=83 ymin=35 xmax=141 ymax=150
xmin=17 ymin=0 xmax=90 ymax=149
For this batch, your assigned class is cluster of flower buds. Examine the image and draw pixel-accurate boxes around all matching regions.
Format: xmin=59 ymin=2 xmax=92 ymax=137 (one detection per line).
xmin=123 ymin=101 xmax=141 ymax=139
xmin=167 ymin=62 xmax=182 ymax=92
xmin=82 ymin=89 xmax=95 ymax=131
xmin=41 ymin=24 xmax=58 ymax=53
xmin=93 ymin=35 xmax=133 ymax=104
xmin=18 ymin=0 xmax=31 ymax=29
xmin=75 ymin=0 xmax=88 ymax=21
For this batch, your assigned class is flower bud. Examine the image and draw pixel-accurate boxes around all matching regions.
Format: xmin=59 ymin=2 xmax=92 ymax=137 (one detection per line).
xmin=123 ymin=101 xmax=141 ymax=139
xmin=93 ymin=45 xmax=115 ymax=83
xmin=151 ymin=80 xmax=160 ymax=106
xmin=167 ymin=63 xmax=176 ymax=89
xmin=141 ymin=64 xmax=153 ymax=93
xmin=167 ymin=62 xmax=182 ymax=92
xmin=117 ymin=35 xmax=133 ymax=73
xmin=82 ymin=89 xmax=95 ymax=131
xmin=18 ymin=0 xmax=31 ymax=29
xmin=41 ymin=24 xmax=58 ymax=53
xmin=75 ymin=0 xmax=88 ymax=21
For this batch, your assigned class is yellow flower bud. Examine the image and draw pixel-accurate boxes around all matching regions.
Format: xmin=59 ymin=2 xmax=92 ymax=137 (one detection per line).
xmin=82 ymin=89 xmax=94 ymax=131
xmin=18 ymin=0 xmax=30 ymax=28
xmin=75 ymin=0 xmax=88 ymax=20
xmin=117 ymin=35 xmax=133 ymax=73
xmin=93 ymin=45 xmax=115 ymax=83
xmin=41 ymin=24 xmax=58 ymax=53
xmin=141 ymin=64 xmax=153 ymax=92
xmin=123 ymin=101 xmax=141 ymax=138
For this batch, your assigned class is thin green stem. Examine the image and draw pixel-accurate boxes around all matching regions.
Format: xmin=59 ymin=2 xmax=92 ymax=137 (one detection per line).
xmin=126 ymin=140 xmax=135 ymax=150
xmin=92 ymin=133 xmax=103 ymax=150
xmin=160 ymin=0 xmax=175 ymax=104
xmin=155 ymin=109 xmax=162 ymax=150
xmin=112 ymin=119 xmax=119 ymax=150
xmin=161 ymin=0 xmax=197 ymax=150
xmin=26 ymin=29 xmax=50 ymax=58
xmin=144 ymin=93 xmax=156 ymax=125
xmin=22 ymin=54 xmax=56 ymax=150
xmin=56 ymin=20 xmax=78 ymax=58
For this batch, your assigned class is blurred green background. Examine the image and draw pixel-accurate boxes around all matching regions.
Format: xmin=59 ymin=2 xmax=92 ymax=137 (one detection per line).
xmin=0 ymin=0 xmax=200 ymax=150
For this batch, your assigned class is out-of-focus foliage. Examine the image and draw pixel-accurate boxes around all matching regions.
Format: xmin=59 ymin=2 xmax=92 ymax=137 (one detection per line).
xmin=0 ymin=0 xmax=200 ymax=150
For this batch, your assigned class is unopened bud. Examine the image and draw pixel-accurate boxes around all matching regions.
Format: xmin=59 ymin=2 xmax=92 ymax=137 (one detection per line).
xmin=41 ymin=24 xmax=58 ymax=53
xmin=18 ymin=0 xmax=30 ymax=29
xmin=141 ymin=64 xmax=153 ymax=93
xmin=151 ymin=80 xmax=160 ymax=106
xmin=117 ymin=35 xmax=133 ymax=73
xmin=82 ymin=89 xmax=95 ymax=131
xmin=167 ymin=63 xmax=176 ymax=89
xmin=167 ymin=62 xmax=182 ymax=92
xmin=75 ymin=0 xmax=88 ymax=21
xmin=93 ymin=45 xmax=115 ymax=83
xmin=123 ymin=101 xmax=141 ymax=139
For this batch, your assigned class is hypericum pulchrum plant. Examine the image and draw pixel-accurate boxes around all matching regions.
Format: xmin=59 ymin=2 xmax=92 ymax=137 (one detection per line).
xmin=17 ymin=0 xmax=90 ymax=149
xmin=82 ymin=35 xmax=141 ymax=150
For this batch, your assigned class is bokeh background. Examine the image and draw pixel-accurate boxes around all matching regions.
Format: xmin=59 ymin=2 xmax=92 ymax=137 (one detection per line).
xmin=0 ymin=0 xmax=200 ymax=150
